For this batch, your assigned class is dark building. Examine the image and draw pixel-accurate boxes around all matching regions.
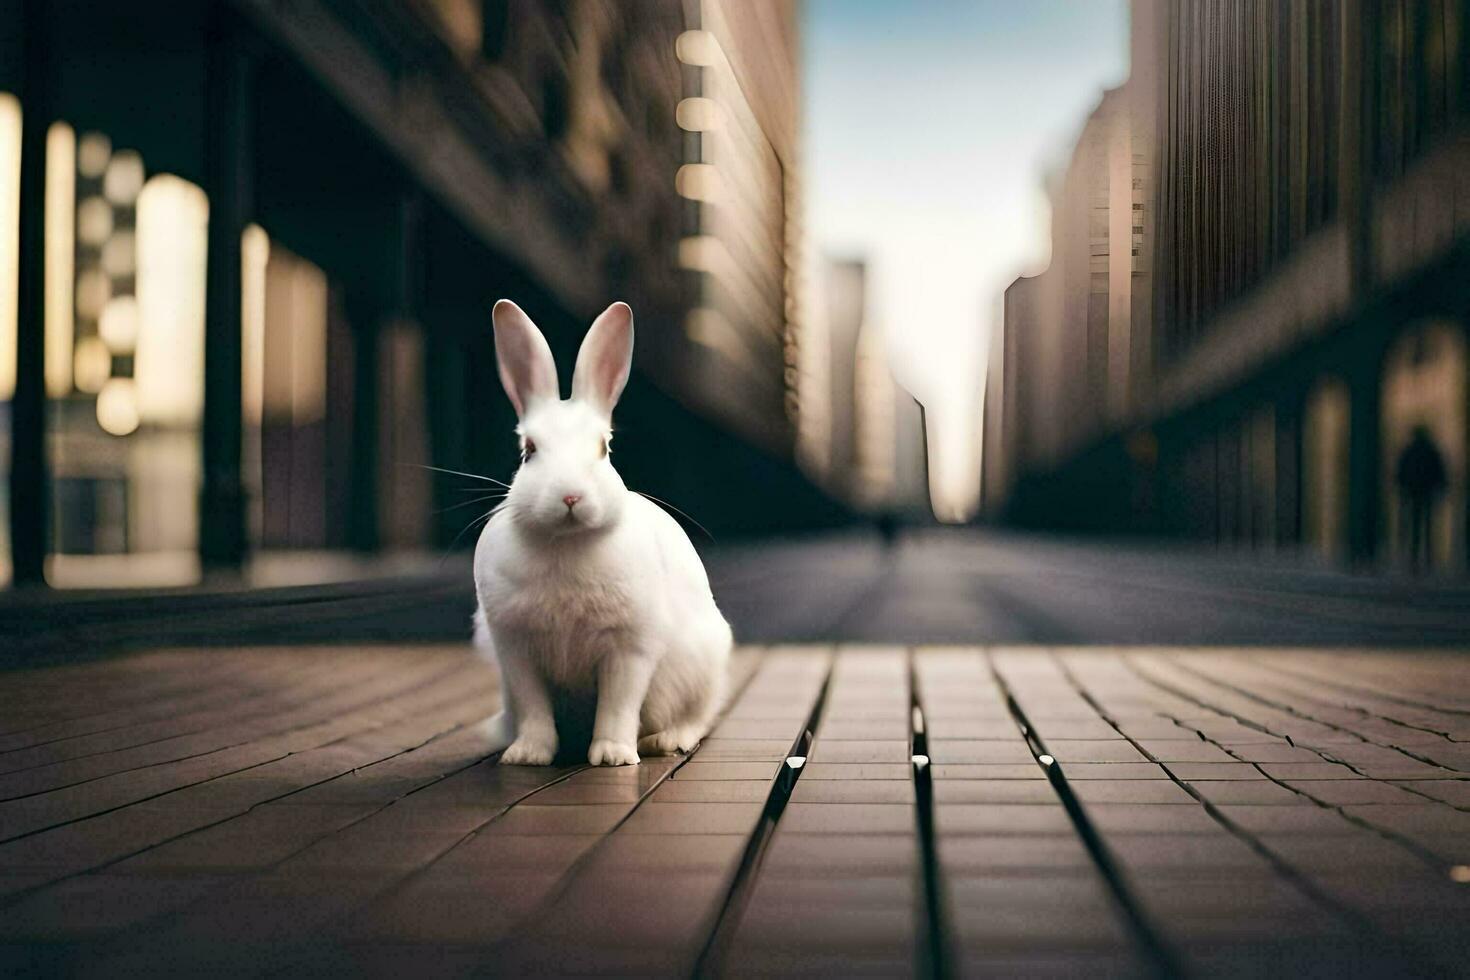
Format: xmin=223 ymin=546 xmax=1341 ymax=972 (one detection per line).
xmin=987 ymin=0 xmax=1470 ymax=573
xmin=0 ymin=0 xmax=844 ymax=589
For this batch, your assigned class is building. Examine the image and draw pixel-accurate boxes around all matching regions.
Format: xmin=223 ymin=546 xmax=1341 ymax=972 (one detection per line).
xmin=809 ymin=255 xmax=927 ymax=515
xmin=987 ymin=0 xmax=1470 ymax=573
xmin=0 ymin=0 xmax=845 ymax=588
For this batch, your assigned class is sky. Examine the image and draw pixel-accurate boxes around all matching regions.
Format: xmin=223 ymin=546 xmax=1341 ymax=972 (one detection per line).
xmin=803 ymin=0 xmax=1129 ymax=519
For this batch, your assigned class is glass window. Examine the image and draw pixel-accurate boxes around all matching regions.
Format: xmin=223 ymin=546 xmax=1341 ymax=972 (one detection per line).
xmin=46 ymin=130 xmax=209 ymax=588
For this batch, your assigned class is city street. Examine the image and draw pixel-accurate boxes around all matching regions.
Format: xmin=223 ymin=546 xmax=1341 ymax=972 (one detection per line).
xmin=1 ymin=530 xmax=1468 ymax=976
xmin=708 ymin=530 xmax=1470 ymax=647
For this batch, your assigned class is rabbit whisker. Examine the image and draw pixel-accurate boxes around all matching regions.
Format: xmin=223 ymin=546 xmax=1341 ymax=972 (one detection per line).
xmin=407 ymin=463 xmax=512 ymax=489
xmin=438 ymin=501 xmax=509 ymax=568
xmin=434 ymin=493 xmax=508 ymax=515
xmin=634 ymin=490 xmax=713 ymax=541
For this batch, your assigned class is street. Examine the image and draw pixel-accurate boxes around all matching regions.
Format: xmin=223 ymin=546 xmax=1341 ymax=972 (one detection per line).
xmin=1 ymin=530 xmax=1468 ymax=976
xmin=707 ymin=530 xmax=1470 ymax=647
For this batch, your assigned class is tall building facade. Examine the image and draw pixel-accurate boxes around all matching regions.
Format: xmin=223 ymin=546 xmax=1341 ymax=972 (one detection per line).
xmin=987 ymin=0 xmax=1470 ymax=573
xmin=0 ymin=0 xmax=843 ymax=588
xmin=808 ymin=256 xmax=927 ymax=515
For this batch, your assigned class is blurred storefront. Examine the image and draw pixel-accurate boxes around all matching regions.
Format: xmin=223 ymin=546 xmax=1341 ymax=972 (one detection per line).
xmin=986 ymin=0 xmax=1470 ymax=574
xmin=0 ymin=0 xmax=847 ymax=589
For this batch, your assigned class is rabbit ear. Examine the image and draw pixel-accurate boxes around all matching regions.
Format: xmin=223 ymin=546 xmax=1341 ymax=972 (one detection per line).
xmin=572 ymin=302 xmax=634 ymax=414
xmin=492 ymin=299 xmax=559 ymax=417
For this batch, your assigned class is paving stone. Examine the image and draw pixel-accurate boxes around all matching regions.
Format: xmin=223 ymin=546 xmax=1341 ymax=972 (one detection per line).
xmin=928 ymin=740 xmax=1035 ymax=764
xmin=1284 ymin=780 xmax=1426 ymax=805
xmin=1211 ymin=805 xmax=1358 ymax=835
xmin=780 ymin=803 xmax=915 ymax=834
xmin=1104 ymin=833 xmax=1274 ymax=873
xmin=933 ymin=780 xmax=1061 ymax=804
xmin=947 ymin=876 xmax=1130 ymax=949
xmin=0 ymin=874 xmax=231 ymax=940
xmin=1135 ymin=740 xmax=1237 ymax=763
xmin=1257 ymin=762 xmax=1361 ymax=781
xmin=674 ymin=761 xmax=779 ymax=781
xmin=925 ymin=718 xmax=1027 ymax=739
xmin=435 ymin=833 xmax=601 ymax=873
xmin=938 ymin=834 xmax=1094 ymax=874
xmin=1067 ymin=780 xmax=1196 ymax=804
xmin=591 ymin=833 xmax=747 ymax=873
xmin=935 ymin=804 xmax=1074 ymax=835
xmin=762 ymin=830 xmax=918 ymax=876
xmin=1186 ymin=780 xmax=1307 ymax=805
xmin=489 ymin=803 xmax=629 ymax=836
xmin=1259 ymin=834 xmax=1431 ymax=870
xmin=1045 ymin=740 xmax=1148 ymax=763
xmin=808 ymin=740 xmax=911 ymax=763
xmin=653 ymin=779 xmax=772 ymax=802
xmin=1053 ymin=763 xmax=1168 ymax=780
xmin=1083 ymin=804 xmax=1222 ymax=834
xmin=1224 ymin=743 xmax=1335 ymax=763
xmin=1165 ymin=762 xmax=1265 ymax=781
xmin=731 ymin=880 xmax=915 ymax=958
xmin=931 ymin=763 xmax=1045 ymax=780
xmin=1395 ymin=779 xmax=1470 ymax=806
xmin=618 ymin=802 xmax=763 ymax=835
xmin=790 ymin=779 xmax=914 ymax=804
xmin=799 ymin=762 xmax=913 ymax=780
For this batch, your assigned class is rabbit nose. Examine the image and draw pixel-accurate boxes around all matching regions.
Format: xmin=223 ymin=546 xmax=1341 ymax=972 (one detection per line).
xmin=562 ymin=494 xmax=582 ymax=510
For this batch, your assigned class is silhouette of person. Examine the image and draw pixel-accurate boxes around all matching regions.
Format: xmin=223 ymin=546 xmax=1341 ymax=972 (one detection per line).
xmin=874 ymin=509 xmax=901 ymax=564
xmin=1396 ymin=425 xmax=1447 ymax=573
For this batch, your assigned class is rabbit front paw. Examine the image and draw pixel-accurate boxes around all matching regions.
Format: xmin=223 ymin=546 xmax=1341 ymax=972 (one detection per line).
xmin=500 ymin=735 xmax=557 ymax=766
xmin=588 ymin=739 xmax=640 ymax=767
xmin=638 ymin=726 xmax=702 ymax=756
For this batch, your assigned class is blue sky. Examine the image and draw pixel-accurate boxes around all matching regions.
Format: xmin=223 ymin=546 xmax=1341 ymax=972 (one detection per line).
xmin=803 ymin=0 xmax=1128 ymax=514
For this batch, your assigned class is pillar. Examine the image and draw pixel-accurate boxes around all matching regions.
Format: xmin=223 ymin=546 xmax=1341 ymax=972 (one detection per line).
xmin=199 ymin=11 xmax=252 ymax=571
xmin=9 ymin=0 xmax=52 ymax=586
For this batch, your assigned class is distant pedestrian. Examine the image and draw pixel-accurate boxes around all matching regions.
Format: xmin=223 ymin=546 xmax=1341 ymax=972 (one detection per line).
xmin=1396 ymin=425 xmax=1447 ymax=573
xmin=874 ymin=509 xmax=901 ymax=562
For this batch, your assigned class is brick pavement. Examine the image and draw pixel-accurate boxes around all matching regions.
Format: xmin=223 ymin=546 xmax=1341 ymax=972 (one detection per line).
xmin=0 ymin=645 xmax=1467 ymax=977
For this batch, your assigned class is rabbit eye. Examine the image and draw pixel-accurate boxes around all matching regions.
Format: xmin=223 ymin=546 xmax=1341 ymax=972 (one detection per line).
xmin=521 ymin=439 xmax=536 ymax=462
xmin=598 ymin=438 xmax=608 ymax=459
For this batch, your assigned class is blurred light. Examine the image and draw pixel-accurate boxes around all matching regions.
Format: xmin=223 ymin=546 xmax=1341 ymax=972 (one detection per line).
xmin=135 ymin=174 xmax=207 ymax=425
xmin=100 ymin=230 xmax=136 ymax=277
xmin=76 ymin=195 xmax=113 ymax=246
xmin=675 ymin=163 xmax=720 ymax=202
xmin=102 ymin=150 xmax=144 ymax=205
xmin=75 ymin=268 xmax=109 ymax=320
xmin=911 ymin=754 xmax=930 ymax=768
xmin=675 ymin=30 xmax=720 ymax=67
xmin=686 ymin=307 xmax=761 ymax=379
xmin=241 ymin=223 xmax=269 ymax=425
xmin=95 ymin=377 xmax=139 ymax=436
xmin=784 ymin=755 xmax=806 ymax=770
xmin=44 ymin=122 xmax=75 ymax=397
xmin=72 ymin=336 xmax=110 ymax=393
xmin=260 ymin=241 xmax=329 ymax=425
xmin=97 ymin=295 xmax=140 ymax=353
xmin=1451 ymin=865 xmax=1470 ymax=883
xmin=676 ymin=97 xmax=720 ymax=132
xmin=0 ymin=93 xmax=18 ymax=400
xmin=76 ymin=131 xmax=110 ymax=179
xmin=677 ymin=235 xmax=726 ymax=273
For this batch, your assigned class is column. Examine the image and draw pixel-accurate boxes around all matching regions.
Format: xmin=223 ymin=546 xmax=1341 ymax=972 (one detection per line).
xmin=9 ymin=0 xmax=52 ymax=586
xmin=199 ymin=11 xmax=252 ymax=571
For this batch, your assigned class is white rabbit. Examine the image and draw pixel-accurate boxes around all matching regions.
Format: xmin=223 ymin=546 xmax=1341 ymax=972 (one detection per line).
xmin=473 ymin=299 xmax=733 ymax=766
